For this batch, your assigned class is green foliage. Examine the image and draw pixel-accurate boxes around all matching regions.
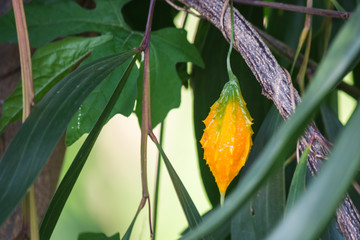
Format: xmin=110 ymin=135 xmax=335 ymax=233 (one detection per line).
xmin=135 ymin=28 xmax=204 ymax=128
xmin=0 ymin=49 xmax=138 ymax=227
xmin=0 ymin=0 xmax=203 ymax=146
xmin=0 ymin=35 xmax=112 ymax=133
xmin=39 ymin=53 xmax=140 ymax=240
xmin=182 ymin=4 xmax=360 ymax=239
xmin=285 ymin=146 xmax=309 ymax=213
xmin=231 ymin=107 xmax=285 ymax=239
xmin=1 ymin=0 xmax=360 ymax=239
xmin=78 ymin=232 xmax=120 ymax=240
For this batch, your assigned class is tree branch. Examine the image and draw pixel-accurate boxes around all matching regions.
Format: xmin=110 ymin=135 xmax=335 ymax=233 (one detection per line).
xmin=233 ymin=0 xmax=351 ymax=19
xmin=174 ymin=0 xmax=360 ymax=238
xmin=255 ymin=26 xmax=360 ymax=99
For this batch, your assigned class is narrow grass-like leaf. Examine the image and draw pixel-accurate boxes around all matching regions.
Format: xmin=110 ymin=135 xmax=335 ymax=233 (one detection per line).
xmin=152 ymin=139 xmax=202 ymax=230
xmin=320 ymin=105 xmax=343 ymax=142
xmin=78 ymin=232 xmax=120 ymax=240
xmin=267 ymin=102 xmax=360 ymax=240
xmin=122 ymin=210 xmax=140 ymax=240
xmin=285 ymin=146 xmax=309 ymax=213
xmin=231 ymin=107 xmax=284 ymax=240
xmin=0 ymin=49 xmax=138 ymax=226
xmin=153 ymin=122 xmax=165 ymax=240
xmin=39 ymin=53 xmax=139 ymax=240
xmin=181 ymin=4 xmax=360 ymax=240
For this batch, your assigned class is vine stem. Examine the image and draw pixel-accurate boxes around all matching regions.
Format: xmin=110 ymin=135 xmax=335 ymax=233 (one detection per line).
xmin=12 ymin=0 xmax=38 ymax=239
xmin=137 ymin=0 xmax=156 ymax=237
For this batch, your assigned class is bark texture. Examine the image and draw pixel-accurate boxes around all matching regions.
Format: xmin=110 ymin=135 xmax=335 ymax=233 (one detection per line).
xmin=177 ymin=0 xmax=360 ymax=239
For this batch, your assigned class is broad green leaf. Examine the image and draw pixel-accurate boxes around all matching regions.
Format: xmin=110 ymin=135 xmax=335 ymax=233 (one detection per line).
xmin=0 ymin=35 xmax=112 ymax=134
xmin=192 ymin=20 xmax=269 ymax=207
xmin=267 ymin=101 xmax=360 ymax=240
xmin=39 ymin=53 xmax=139 ymax=240
xmin=0 ymin=49 xmax=138 ymax=226
xmin=78 ymin=232 xmax=120 ymax=240
xmin=67 ymin=27 xmax=203 ymax=145
xmin=285 ymin=146 xmax=309 ymax=213
xmin=231 ymin=107 xmax=285 ymax=240
xmin=181 ymin=4 xmax=360 ymax=239
xmin=0 ymin=0 xmax=203 ymax=146
xmin=135 ymin=28 xmax=204 ymax=128
xmin=0 ymin=0 xmax=135 ymax=47
xmin=65 ymin=39 xmax=140 ymax=145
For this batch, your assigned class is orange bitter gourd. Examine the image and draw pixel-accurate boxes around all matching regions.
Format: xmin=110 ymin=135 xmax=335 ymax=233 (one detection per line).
xmin=200 ymin=79 xmax=253 ymax=195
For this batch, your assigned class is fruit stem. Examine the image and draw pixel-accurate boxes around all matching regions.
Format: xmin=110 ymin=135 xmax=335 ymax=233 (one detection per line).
xmin=226 ymin=0 xmax=236 ymax=84
xmin=220 ymin=192 xmax=225 ymax=207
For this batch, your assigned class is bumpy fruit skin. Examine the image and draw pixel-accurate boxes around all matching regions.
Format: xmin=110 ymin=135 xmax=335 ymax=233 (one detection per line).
xmin=200 ymin=81 xmax=253 ymax=194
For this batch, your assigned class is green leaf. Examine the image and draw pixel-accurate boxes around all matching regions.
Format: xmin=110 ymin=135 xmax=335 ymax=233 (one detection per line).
xmin=0 ymin=49 xmax=138 ymax=226
xmin=231 ymin=203 xmax=256 ymax=240
xmin=0 ymin=1 xmax=203 ymax=145
xmin=231 ymin=107 xmax=285 ymax=240
xmin=67 ymin=27 xmax=203 ymax=145
xmin=320 ymin=105 xmax=343 ymax=142
xmin=65 ymin=43 xmax=140 ymax=145
xmin=181 ymin=4 xmax=360 ymax=239
xmin=135 ymin=28 xmax=204 ymax=128
xmin=78 ymin=232 xmax=120 ymax=240
xmin=0 ymin=0 xmax=136 ymax=47
xmin=0 ymin=35 xmax=112 ymax=134
xmin=39 ymin=53 xmax=139 ymax=240
xmin=285 ymin=146 xmax=309 ymax=213
xmin=321 ymin=219 xmax=345 ymax=240
xmin=152 ymin=138 xmax=202 ymax=230
xmin=0 ymin=0 xmax=142 ymax=146
xmin=122 ymin=210 xmax=140 ymax=240
xmin=267 ymin=101 xmax=360 ymax=240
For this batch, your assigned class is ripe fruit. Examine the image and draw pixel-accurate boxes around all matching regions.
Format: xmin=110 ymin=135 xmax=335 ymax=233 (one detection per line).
xmin=200 ymin=80 xmax=253 ymax=195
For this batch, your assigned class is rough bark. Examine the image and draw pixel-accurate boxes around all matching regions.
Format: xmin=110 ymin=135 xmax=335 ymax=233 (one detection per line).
xmin=177 ymin=0 xmax=360 ymax=239
xmin=0 ymin=42 xmax=66 ymax=240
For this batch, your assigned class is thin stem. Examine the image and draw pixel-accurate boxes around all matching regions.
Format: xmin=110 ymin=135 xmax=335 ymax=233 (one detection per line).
xmin=12 ymin=0 xmax=34 ymax=119
xmin=225 ymin=0 xmax=233 ymax=74
xmin=220 ymin=193 xmax=225 ymax=207
xmin=139 ymin=0 xmax=156 ymax=237
xmin=290 ymin=0 xmax=313 ymax=77
xmin=233 ymin=0 xmax=351 ymax=19
xmin=13 ymin=0 xmax=38 ymax=239
xmin=139 ymin=0 xmax=156 ymax=51
xmin=152 ymin=122 xmax=165 ymax=240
